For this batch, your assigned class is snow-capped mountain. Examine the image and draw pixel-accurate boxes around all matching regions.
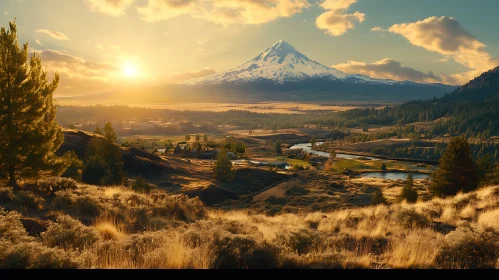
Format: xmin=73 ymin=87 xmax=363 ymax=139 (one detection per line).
xmin=186 ymin=40 xmax=412 ymax=86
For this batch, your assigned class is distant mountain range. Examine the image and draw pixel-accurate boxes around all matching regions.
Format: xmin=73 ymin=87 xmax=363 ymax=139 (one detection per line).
xmin=181 ymin=40 xmax=456 ymax=102
xmin=59 ymin=40 xmax=458 ymax=104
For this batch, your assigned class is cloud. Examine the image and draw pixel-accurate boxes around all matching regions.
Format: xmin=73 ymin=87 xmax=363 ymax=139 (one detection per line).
xmin=316 ymin=0 xmax=365 ymax=36
xmin=137 ymin=0 xmax=311 ymax=25
xmin=370 ymin=26 xmax=385 ymax=32
xmin=161 ymin=68 xmax=217 ymax=83
xmin=35 ymin=29 xmax=70 ymax=41
xmin=333 ymin=58 xmax=445 ymax=84
xmin=3 ymin=10 xmax=7 ymax=15
xmin=389 ymin=16 xmax=498 ymax=84
xmin=85 ymin=0 xmax=135 ymax=17
xmin=96 ymin=45 xmax=105 ymax=49
xmin=35 ymin=39 xmax=43 ymax=46
xmin=29 ymin=49 xmax=122 ymax=96
xmin=109 ymin=45 xmax=120 ymax=50
xmin=30 ymin=49 xmax=216 ymax=96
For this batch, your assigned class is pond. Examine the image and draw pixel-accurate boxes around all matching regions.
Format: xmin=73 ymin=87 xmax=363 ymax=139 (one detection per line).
xmin=360 ymin=172 xmax=430 ymax=180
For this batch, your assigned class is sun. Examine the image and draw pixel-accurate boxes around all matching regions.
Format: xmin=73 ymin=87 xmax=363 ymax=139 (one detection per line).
xmin=122 ymin=63 xmax=137 ymax=77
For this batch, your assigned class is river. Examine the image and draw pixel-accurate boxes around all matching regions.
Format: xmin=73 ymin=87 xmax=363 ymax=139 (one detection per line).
xmin=289 ymin=142 xmax=432 ymax=180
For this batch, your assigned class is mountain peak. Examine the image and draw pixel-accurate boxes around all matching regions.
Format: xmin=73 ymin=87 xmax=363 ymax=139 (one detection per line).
xmin=261 ymin=40 xmax=308 ymax=61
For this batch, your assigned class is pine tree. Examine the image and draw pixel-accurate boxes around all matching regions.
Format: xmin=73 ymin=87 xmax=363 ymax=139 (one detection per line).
xmin=398 ymin=173 xmax=418 ymax=203
xmin=196 ymin=134 xmax=200 ymax=142
xmin=82 ymin=122 xmax=126 ymax=186
xmin=185 ymin=135 xmax=191 ymax=142
xmin=212 ymin=149 xmax=235 ymax=182
xmin=430 ymin=136 xmax=479 ymax=197
xmin=0 ymin=20 xmax=65 ymax=188
xmin=372 ymin=188 xmax=388 ymax=205
xmin=275 ymin=141 xmax=282 ymax=155
xmin=204 ymin=134 xmax=208 ymax=142
xmin=94 ymin=126 xmax=102 ymax=135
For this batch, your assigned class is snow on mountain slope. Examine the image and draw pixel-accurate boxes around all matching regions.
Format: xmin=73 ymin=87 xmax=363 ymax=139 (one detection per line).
xmin=185 ymin=40 xmax=409 ymax=86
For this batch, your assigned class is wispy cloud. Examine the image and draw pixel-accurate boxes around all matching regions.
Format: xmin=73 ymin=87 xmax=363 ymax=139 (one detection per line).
xmin=96 ymin=45 xmax=105 ymax=49
xmin=370 ymin=26 xmax=385 ymax=32
xmin=109 ymin=45 xmax=119 ymax=50
xmin=333 ymin=58 xmax=444 ymax=84
xmin=316 ymin=0 xmax=365 ymax=37
xmin=3 ymin=10 xmax=7 ymax=15
xmin=389 ymin=16 xmax=498 ymax=84
xmin=35 ymin=39 xmax=43 ymax=46
xmin=137 ymin=0 xmax=311 ymax=25
xmin=35 ymin=29 xmax=70 ymax=41
xmin=85 ymin=0 xmax=135 ymax=17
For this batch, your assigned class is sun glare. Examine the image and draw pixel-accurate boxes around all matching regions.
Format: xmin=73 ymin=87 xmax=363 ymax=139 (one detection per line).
xmin=122 ymin=63 xmax=137 ymax=77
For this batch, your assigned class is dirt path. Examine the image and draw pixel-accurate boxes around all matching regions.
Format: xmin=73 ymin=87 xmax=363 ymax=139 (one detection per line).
xmin=253 ymin=179 xmax=299 ymax=202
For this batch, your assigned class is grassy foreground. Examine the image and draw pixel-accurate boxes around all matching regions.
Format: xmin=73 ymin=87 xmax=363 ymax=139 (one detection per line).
xmin=0 ymin=178 xmax=498 ymax=269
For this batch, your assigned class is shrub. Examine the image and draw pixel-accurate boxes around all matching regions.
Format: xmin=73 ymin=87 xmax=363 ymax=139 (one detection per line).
xmin=276 ymin=229 xmax=323 ymax=255
xmin=0 ymin=241 xmax=80 ymax=269
xmin=41 ymin=215 xmax=101 ymax=251
xmin=372 ymin=188 xmax=388 ymax=205
xmin=211 ymin=235 xmax=280 ymax=269
xmin=82 ymin=156 xmax=108 ymax=185
xmin=395 ymin=209 xmax=429 ymax=229
xmin=37 ymin=177 xmax=77 ymax=196
xmin=61 ymin=151 xmax=84 ymax=181
xmin=398 ymin=185 xmax=418 ymax=204
xmin=131 ymin=176 xmax=151 ymax=194
xmin=0 ymin=187 xmax=14 ymax=204
xmin=435 ymin=226 xmax=499 ymax=268
xmin=13 ymin=191 xmax=44 ymax=210
xmin=0 ymin=208 xmax=32 ymax=243
xmin=381 ymin=163 xmax=387 ymax=171
xmin=74 ymin=196 xmax=101 ymax=219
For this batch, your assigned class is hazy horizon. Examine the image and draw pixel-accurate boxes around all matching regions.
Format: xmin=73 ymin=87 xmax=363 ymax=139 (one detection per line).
xmin=2 ymin=0 xmax=499 ymax=96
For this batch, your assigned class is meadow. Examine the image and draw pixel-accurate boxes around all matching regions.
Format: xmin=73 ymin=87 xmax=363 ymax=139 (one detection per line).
xmin=1 ymin=178 xmax=497 ymax=269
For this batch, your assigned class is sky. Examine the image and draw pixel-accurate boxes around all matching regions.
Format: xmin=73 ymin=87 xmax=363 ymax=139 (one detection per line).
xmin=1 ymin=0 xmax=498 ymax=96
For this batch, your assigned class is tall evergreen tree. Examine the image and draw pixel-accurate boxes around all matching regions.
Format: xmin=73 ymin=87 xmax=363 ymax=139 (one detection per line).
xmin=212 ymin=149 xmax=235 ymax=182
xmin=430 ymin=136 xmax=479 ymax=197
xmin=275 ymin=141 xmax=282 ymax=155
xmin=0 ymin=20 xmax=65 ymax=187
xmin=82 ymin=122 xmax=126 ymax=186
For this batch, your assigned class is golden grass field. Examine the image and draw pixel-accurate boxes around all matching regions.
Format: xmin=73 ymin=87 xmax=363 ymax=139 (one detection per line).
xmin=0 ymin=177 xmax=498 ymax=269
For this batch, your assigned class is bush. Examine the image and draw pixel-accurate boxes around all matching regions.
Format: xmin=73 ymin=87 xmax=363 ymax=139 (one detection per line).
xmin=372 ymin=188 xmax=388 ymax=205
xmin=74 ymin=196 xmax=101 ymax=219
xmin=61 ymin=151 xmax=84 ymax=181
xmin=211 ymin=235 xmax=280 ymax=269
xmin=395 ymin=209 xmax=429 ymax=229
xmin=82 ymin=156 xmax=108 ymax=185
xmin=0 ymin=208 xmax=32 ymax=243
xmin=398 ymin=185 xmax=418 ymax=204
xmin=276 ymin=229 xmax=323 ymax=255
xmin=435 ymin=226 xmax=499 ymax=268
xmin=13 ymin=191 xmax=44 ymax=210
xmin=37 ymin=177 xmax=77 ymax=196
xmin=131 ymin=176 xmax=151 ymax=194
xmin=0 ymin=187 xmax=14 ymax=204
xmin=0 ymin=241 xmax=80 ymax=269
xmin=41 ymin=215 xmax=101 ymax=251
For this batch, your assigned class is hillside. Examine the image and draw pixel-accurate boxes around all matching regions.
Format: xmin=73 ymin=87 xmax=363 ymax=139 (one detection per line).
xmin=444 ymin=66 xmax=499 ymax=101
xmin=0 ymin=178 xmax=497 ymax=268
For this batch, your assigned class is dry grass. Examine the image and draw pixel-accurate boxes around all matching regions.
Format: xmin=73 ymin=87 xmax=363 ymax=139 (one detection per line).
xmin=0 ymin=180 xmax=498 ymax=269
